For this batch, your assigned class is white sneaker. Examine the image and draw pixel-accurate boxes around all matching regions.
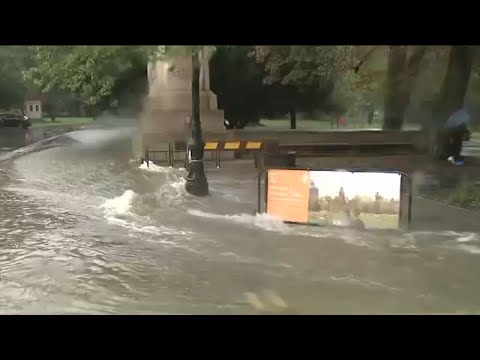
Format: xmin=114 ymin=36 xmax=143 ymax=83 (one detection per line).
xmin=447 ymin=156 xmax=455 ymax=164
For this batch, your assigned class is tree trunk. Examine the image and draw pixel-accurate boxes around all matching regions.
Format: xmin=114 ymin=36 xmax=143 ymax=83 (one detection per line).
xmin=79 ymin=104 xmax=86 ymax=117
xmin=384 ymin=46 xmax=407 ymax=130
xmin=289 ymin=107 xmax=296 ymax=129
xmin=437 ymin=46 xmax=474 ymax=124
xmin=428 ymin=46 xmax=474 ymax=158
xmin=367 ymin=104 xmax=374 ymax=126
xmin=384 ymin=46 xmax=427 ymax=130
xmin=50 ymin=102 xmax=57 ymax=122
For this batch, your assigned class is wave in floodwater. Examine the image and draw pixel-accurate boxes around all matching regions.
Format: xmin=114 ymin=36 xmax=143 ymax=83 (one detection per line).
xmin=2 ymin=128 xmax=480 ymax=314
xmin=188 ymin=209 xmax=291 ymax=233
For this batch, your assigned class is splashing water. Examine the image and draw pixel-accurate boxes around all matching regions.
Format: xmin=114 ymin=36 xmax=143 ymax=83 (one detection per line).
xmin=139 ymin=161 xmax=173 ymax=173
xmin=100 ymin=190 xmax=136 ymax=218
xmin=2 ymin=128 xmax=480 ymax=314
xmin=188 ymin=209 xmax=290 ymax=233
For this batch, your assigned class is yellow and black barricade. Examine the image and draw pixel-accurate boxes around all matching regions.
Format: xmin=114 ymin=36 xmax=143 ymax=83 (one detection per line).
xmin=202 ymin=140 xmax=266 ymax=168
xmin=144 ymin=140 xmax=275 ymax=169
xmin=203 ymin=141 xmax=263 ymax=151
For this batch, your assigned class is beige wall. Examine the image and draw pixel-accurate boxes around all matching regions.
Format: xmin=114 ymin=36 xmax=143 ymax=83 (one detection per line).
xmin=24 ymin=101 xmax=42 ymax=119
xmin=135 ymin=50 xmax=226 ymax=156
xmin=147 ymin=51 xmax=215 ymax=102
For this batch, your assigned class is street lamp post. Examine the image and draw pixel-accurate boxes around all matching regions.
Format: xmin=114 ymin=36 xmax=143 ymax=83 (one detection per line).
xmin=185 ymin=50 xmax=209 ymax=196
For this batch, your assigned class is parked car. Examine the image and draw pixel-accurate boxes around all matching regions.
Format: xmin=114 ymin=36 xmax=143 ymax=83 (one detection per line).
xmin=0 ymin=113 xmax=31 ymax=129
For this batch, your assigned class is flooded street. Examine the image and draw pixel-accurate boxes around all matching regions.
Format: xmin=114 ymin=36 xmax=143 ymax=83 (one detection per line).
xmin=1 ymin=127 xmax=480 ymax=314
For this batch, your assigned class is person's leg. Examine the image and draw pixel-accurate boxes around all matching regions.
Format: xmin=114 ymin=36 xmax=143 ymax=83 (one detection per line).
xmin=452 ymin=127 xmax=465 ymax=161
xmin=438 ymin=129 xmax=452 ymax=160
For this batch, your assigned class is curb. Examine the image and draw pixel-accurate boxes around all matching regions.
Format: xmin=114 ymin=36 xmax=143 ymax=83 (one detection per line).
xmin=0 ymin=134 xmax=65 ymax=162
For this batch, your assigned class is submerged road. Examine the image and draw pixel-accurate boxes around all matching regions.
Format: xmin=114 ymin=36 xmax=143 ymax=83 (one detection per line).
xmin=0 ymin=127 xmax=480 ymax=314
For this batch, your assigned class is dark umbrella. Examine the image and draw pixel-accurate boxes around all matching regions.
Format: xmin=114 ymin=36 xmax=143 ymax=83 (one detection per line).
xmin=444 ymin=107 xmax=470 ymax=129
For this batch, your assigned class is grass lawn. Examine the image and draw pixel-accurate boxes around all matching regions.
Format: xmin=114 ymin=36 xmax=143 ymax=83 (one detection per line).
xmin=259 ymin=119 xmax=420 ymax=131
xmin=471 ymin=131 xmax=480 ymax=140
xmin=31 ymin=117 xmax=95 ymax=128
xmin=259 ymin=118 xmax=382 ymax=130
xmin=422 ymin=183 xmax=480 ymax=210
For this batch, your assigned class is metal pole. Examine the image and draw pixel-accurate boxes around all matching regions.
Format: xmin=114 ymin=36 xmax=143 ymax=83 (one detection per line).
xmin=185 ymin=49 xmax=209 ymax=196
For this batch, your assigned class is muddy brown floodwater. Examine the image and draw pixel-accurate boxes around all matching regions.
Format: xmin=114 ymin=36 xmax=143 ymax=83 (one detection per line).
xmin=1 ymin=127 xmax=480 ymax=314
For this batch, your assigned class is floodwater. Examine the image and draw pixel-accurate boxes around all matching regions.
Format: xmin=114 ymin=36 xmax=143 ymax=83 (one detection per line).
xmin=1 ymin=127 xmax=480 ymax=314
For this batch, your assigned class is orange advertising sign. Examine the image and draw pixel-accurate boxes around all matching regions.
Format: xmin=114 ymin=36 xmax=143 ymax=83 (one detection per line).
xmin=266 ymin=169 xmax=310 ymax=223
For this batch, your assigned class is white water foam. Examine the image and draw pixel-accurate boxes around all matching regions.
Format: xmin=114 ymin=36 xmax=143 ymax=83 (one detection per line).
xmin=456 ymin=244 xmax=480 ymax=254
xmin=330 ymin=274 xmax=401 ymax=292
xmin=99 ymin=190 xmax=136 ymax=218
xmin=456 ymin=233 xmax=480 ymax=243
xmin=99 ymin=190 xmax=193 ymax=241
xmin=408 ymin=230 xmax=480 ymax=255
xmin=105 ymin=215 xmax=191 ymax=239
xmin=187 ymin=209 xmax=290 ymax=232
xmin=139 ymin=161 xmax=172 ymax=173
xmin=188 ymin=209 xmax=385 ymax=249
xmin=409 ymin=231 xmax=480 ymax=243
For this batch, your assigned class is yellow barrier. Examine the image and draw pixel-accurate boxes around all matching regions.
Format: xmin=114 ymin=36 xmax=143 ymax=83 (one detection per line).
xmin=246 ymin=141 xmax=262 ymax=150
xmin=203 ymin=141 xmax=264 ymax=151
xmin=224 ymin=142 xmax=241 ymax=150
xmin=204 ymin=142 xmax=219 ymax=150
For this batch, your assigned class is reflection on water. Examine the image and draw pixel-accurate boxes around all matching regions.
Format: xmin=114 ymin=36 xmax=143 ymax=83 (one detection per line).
xmin=1 ymin=127 xmax=480 ymax=314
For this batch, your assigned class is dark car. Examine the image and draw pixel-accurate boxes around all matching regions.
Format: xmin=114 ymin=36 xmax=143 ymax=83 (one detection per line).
xmin=0 ymin=113 xmax=32 ymax=129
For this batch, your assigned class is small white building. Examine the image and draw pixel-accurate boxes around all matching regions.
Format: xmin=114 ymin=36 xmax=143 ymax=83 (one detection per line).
xmin=24 ymin=94 xmax=44 ymax=119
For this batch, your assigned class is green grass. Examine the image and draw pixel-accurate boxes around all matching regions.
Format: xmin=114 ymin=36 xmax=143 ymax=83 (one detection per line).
xmin=471 ymin=131 xmax=480 ymax=141
xmin=421 ymin=182 xmax=480 ymax=210
xmin=259 ymin=118 xmax=420 ymax=130
xmin=31 ymin=117 xmax=95 ymax=128
xmin=447 ymin=184 xmax=480 ymax=209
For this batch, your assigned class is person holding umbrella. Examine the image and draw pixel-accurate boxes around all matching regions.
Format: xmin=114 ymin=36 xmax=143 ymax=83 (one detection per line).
xmin=444 ymin=106 xmax=471 ymax=166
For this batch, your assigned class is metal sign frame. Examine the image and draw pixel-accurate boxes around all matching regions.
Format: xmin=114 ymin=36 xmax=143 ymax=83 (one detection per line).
xmin=257 ymin=167 xmax=413 ymax=230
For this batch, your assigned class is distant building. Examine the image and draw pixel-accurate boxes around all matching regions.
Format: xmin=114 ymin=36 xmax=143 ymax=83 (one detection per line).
xmin=24 ymin=93 xmax=45 ymax=119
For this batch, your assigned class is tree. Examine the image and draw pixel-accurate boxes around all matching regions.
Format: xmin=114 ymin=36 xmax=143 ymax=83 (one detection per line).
xmin=383 ymin=46 xmax=427 ymax=130
xmin=253 ymin=46 xmax=351 ymax=129
xmin=424 ymin=46 xmax=475 ymax=157
xmin=332 ymin=46 xmax=387 ymax=126
xmin=23 ymin=46 xmax=157 ymax=114
xmin=25 ymin=45 xmax=214 ymax=195
xmin=0 ymin=46 xmax=30 ymax=111
xmin=210 ymin=46 xmax=265 ymax=128
xmin=436 ymin=46 xmax=475 ymax=124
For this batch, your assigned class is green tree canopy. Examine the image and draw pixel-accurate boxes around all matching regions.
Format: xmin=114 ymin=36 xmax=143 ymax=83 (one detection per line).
xmin=23 ymin=46 xmax=159 ymax=112
xmin=0 ymin=46 xmax=30 ymax=111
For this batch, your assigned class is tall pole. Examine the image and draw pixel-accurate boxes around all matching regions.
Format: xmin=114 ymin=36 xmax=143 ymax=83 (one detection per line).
xmin=185 ymin=49 xmax=209 ymax=196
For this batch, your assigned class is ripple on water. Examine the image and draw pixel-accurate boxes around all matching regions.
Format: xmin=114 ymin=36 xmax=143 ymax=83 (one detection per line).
xmin=3 ymin=130 xmax=480 ymax=314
